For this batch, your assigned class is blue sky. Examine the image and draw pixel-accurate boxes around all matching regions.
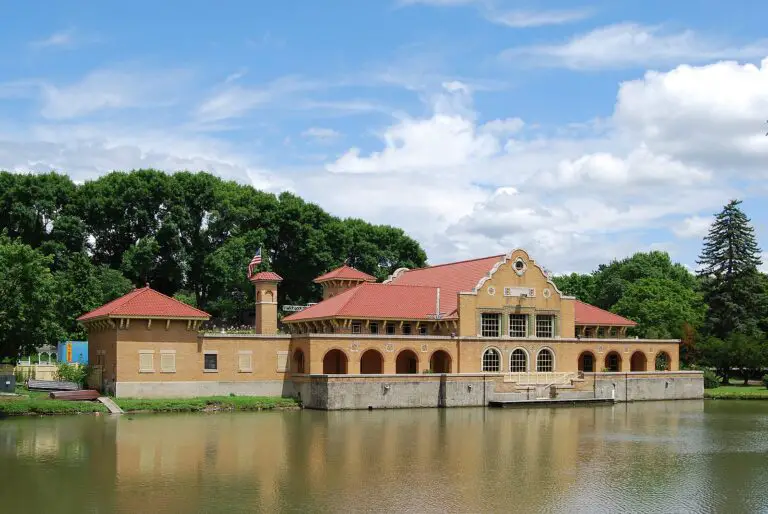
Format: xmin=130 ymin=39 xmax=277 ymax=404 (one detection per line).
xmin=2 ymin=0 xmax=768 ymax=273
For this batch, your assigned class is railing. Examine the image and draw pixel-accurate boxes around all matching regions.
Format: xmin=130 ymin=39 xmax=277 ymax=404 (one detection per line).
xmin=503 ymin=372 xmax=577 ymax=386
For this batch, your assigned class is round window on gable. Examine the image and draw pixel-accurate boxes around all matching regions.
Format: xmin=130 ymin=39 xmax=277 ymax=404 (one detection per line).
xmin=513 ymin=258 xmax=527 ymax=275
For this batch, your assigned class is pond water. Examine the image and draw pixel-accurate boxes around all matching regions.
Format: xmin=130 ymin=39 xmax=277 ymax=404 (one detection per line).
xmin=2 ymin=401 xmax=768 ymax=513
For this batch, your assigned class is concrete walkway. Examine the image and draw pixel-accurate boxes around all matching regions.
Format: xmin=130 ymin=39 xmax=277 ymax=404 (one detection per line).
xmin=97 ymin=397 xmax=124 ymax=414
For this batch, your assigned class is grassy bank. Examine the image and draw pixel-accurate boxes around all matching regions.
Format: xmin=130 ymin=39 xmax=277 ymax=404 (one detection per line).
xmin=705 ymin=386 xmax=768 ymax=400
xmin=114 ymin=396 xmax=299 ymax=413
xmin=0 ymin=386 xmax=298 ymax=416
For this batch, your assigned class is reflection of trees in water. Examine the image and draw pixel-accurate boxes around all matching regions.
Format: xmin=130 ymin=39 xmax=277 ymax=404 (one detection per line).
xmin=13 ymin=401 xmax=768 ymax=512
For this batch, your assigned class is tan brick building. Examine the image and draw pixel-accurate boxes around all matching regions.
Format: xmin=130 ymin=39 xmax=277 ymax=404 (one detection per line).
xmin=80 ymin=249 xmax=689 ymax=403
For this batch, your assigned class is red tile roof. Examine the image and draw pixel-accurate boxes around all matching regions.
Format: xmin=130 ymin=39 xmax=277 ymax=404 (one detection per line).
xmin=250 ymin=271 xmax=283 ymax=282
xmin=314 ymin=265 xmax=376 ymax=283
xmin=574 ymin=300 xmax=637 ymax=327
xmin=387 ymin=255 xmax=504 ymax=317
xmin=283 ymin=282 xmax=441 ymax=322
xmin=285 ymin=254 xmax=505 ymax=322
xmin=77 ymin=287 xmax=210 ymax=322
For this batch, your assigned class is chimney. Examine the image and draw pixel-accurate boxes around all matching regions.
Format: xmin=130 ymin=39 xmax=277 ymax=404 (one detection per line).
xmin=436 ymin=287 xmax=441 ymax=319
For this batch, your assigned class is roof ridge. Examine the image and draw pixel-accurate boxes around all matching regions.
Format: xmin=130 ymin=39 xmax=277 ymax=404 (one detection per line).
xmin=405 ymin=254 xmax=505 ymax=272
xmin=91 ymin=286 xmax=144 ymax=311
xmin=370 ymin=282 xmax=438 ymax=290
xmin=115 ymin=286 xmax=209 ymax=318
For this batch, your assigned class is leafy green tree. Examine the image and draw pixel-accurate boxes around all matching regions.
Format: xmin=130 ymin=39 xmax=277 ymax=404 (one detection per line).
xmin=591 ymin=251 xmax=697 ymax=310
xmin=53 ymin=253 xmax=133 ymax=339
xmin=552 ymin=273 xmax=595 ymax=303
xmin=697 ymin=199 xmax=766 ymax=338
xmin=610 ymin=277 xmax=706 ymax=339
xmin=0 ymin=237 xmax=62 ymax=360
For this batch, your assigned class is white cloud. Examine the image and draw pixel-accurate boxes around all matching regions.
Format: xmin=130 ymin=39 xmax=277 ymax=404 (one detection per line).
xmin=480 ymin=117 xmax=524 ymax=136
xmin=398 ymin=0 xmax=591 ymax=28
xmin=503 ymin=23 xmax=768 ymax=69
xmin=40 ymin=68 xmax=189 ymax=119
xmin=483 ymin=8 xmax=591 ymax=28
xmin=195 ymin=76 xmax=324 ymax=122
xmin=30 ymin=30 xmax=76 ymax=49
xmin=302 ymin=127 xmax=341 ymax=140
xmin=3 ymin=56 xmax=768 ymax=272
xmin=672 ymin=216 xmax=712 ymax=238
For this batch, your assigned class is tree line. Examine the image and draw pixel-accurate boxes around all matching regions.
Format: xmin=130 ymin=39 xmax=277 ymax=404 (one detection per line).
xmin=553 ymin=200 xmax=768 ymax=384
xmin=0 ymin=170 xmax=427 ymax=360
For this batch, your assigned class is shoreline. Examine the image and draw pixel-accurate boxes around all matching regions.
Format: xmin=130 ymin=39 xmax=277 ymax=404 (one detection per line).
xmin=0 ymin=393 xmax=301 ymax=416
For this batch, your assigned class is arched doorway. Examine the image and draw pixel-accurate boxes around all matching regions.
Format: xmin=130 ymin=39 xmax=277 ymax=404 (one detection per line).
xmin=323 ymin=349 xmax=348 ymax=374
xmin=655 ymin=351 xmax=671 ymax=371
xmin=430 ymin=350 xmax=452 ymax=373
xmin=605 ymin=351 xmax=622 ymax=372
xmin=630 ymin=351 xmax=647 ymax=371
xmin=292 ymin=349 xmax=305 ymax=374
xmin=396 ymin=349 xmax=419 ymax=374
xmin=578 ymin=351 xmax=595 ymax=373
xmin=360 ymin=349 xmax=384 ymax=374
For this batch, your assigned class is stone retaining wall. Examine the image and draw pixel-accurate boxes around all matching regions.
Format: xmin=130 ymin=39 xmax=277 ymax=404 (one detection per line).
xmin=294 ymin=374 xmax=497 ymax=410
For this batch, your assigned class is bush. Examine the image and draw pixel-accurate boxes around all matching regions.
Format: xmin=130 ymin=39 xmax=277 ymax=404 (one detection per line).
xmin=703 ymin=369 xmax=720 ymax=389
xmin=54 ymin=362 xmax=91 ymax=388
xmin=762 ymin=374 xmax=768 ymax=389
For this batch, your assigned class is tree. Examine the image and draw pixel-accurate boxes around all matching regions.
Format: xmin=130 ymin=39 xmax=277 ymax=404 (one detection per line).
xmin=697 ymin=199 xmax=766 ymax=338
xmin=591 ymin=251 xmax=697 ymax=310
xmin=552 ymin=273 xmax=595 ymax=303
xmin=611 ymin=277 xmax=706 ymax=339
xmin=53 ymin=253 xmax=133 ymax=339
xmin=0 ymin=237 xmax=62 ymax=361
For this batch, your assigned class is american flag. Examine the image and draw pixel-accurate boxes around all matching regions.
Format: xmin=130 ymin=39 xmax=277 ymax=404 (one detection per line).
xmin=248 ymin=248 xmax=262 ymax=277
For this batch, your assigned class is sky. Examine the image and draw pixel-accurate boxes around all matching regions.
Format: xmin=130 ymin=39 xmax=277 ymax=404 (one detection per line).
xmin=2 ymin=0 xmax=768 ymax=273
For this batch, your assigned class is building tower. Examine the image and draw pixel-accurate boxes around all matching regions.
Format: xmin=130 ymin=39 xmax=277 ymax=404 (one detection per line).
xmin=313 ymin=264 xmax=377 ymax=300
xmin=250 ymin=271 xmax=283 ymax=335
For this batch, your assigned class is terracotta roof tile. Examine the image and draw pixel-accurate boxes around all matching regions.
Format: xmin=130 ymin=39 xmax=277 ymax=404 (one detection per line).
xmin=250 ymin=271 xmax=283 ymax=282
xmin=77 ymin=287 xmax=210 ymax=322
xmin=574 ymin=300 xmax=637 ymax=327
xmin=314 ymin=265 xmax=376 ymax=283
xmin=388 ymin=255 xmax=504 ymax=316
xmin=285 ymin=254 xmax=505 ymax=322
xmin=283 ymin=283 xmax=442 ymax=322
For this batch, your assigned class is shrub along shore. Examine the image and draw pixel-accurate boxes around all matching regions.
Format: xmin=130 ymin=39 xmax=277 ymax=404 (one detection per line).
xmin=0 ymin=387 xmax=299 ymax=416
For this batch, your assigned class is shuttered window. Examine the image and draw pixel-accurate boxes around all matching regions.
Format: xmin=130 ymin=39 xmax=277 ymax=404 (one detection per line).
xmin=160 ymin=351 xmax=176 ymax=373
xmin=238 ymin=351 xmax=253 ymax=372
xmin=276 ymin=351 xmax=288 ymax=372
xmin=139 ymin=351 xmax=154 ymax=373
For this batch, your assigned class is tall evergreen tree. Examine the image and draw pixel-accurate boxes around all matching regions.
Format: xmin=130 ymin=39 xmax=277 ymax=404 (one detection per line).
xmin=697 ymin=199 xmax=766 ymax=338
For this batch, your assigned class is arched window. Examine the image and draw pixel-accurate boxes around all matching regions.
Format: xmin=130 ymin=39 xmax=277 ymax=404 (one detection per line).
xmin=510 ymin=349 xmax=527 ymax=372
xmin=482 ymin=348 xmax=501 ymax=372
xmin=536 ymin=349 xmax=554 ymax=372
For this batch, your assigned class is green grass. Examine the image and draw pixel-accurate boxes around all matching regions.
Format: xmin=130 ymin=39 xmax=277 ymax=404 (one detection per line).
xmin=1 ymin=386 xmax=108 ymax=415
xmin=115 ymin=396 xmax=299 ymax=413
xmin=705 ymin=385 xmax=768 ymax=400
xmin=1 ymin=385 xmax=298 ymax=416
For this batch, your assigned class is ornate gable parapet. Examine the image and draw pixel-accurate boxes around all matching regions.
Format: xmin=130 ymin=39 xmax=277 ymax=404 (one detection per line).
xmin=465 ymin=248 xmax=572 ymax=298
xmin=383 ymin=267 xmax=409 ymax=284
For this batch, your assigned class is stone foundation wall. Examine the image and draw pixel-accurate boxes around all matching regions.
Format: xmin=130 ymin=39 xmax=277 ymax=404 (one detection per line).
xmin=587 ymin=371 xmax=704 ymax=401
xmin=115 ymin=380 xmax=296 ymax=398
xmin=294 ymin=374 xmax=497 ymax=410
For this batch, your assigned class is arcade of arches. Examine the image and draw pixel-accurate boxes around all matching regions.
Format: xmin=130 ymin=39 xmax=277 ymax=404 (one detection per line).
xmin=311 ymin=347 xmax=675 ymax=375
